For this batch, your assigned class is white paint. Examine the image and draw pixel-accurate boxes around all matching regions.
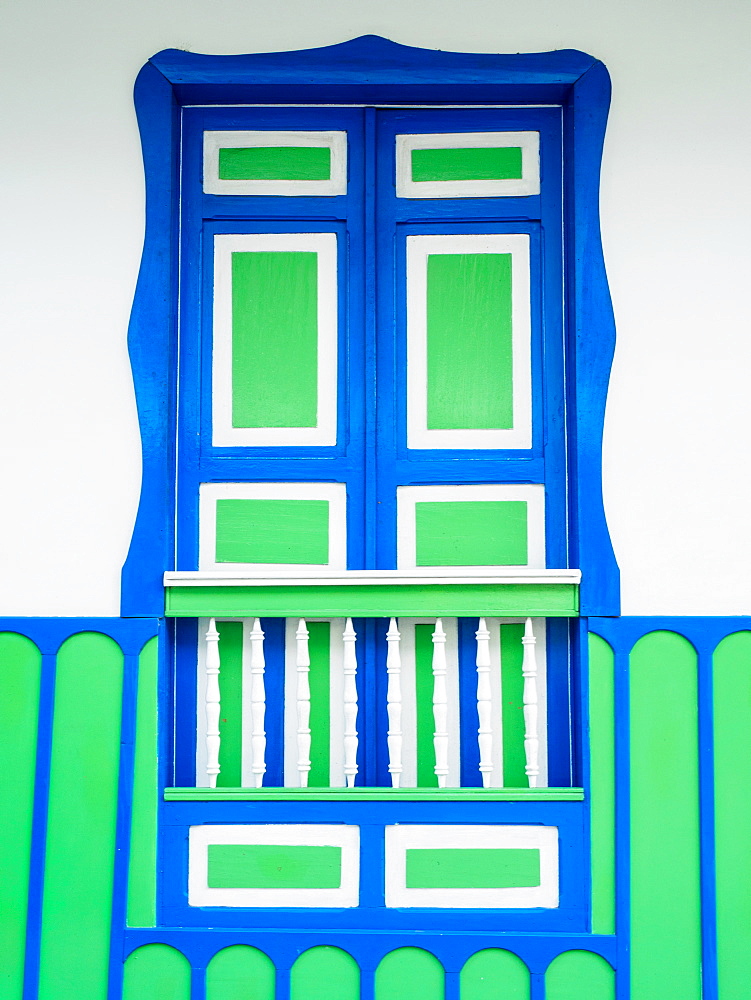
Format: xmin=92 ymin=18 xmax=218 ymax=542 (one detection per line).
xmin=203 ymin=129 xmax=347 ymax=195
xmin=197 ymin=481 xmax=347 ymax=571
xmin=396 ymin=130 xmax=539 ymax=198
xmin=204 ymin=618 xmax=222 ymax=788
xmin=431 ymin=618 xmax=450 ymax=787
xmin=188 ymin=823 xmax=360 ymax=907
xmin=342 ymin=617 xmax=359 ymax=787
xmin=406 ymin=233 xmax=531 ymax=450
xmin=166 ymin=567 xmax=577 ymax=586
xmin=212 ymin=232 xmax=338 ymax=447
xmin=396 ymin=484 xmax=546 ymax=570
xmin=4 ymin=5 xmax=751 ymax=616
xmin=386 ymin=617 xmax=403 ymax=788
xmin=294 ymin=618 xmax=311 ymax=787
xmin=384 ymin=824 xmax=558 ymax=908
xmin=522 ymin=616 xmax=540 ymax=787
xmin=475 ymin=617 xmax=494 ymax=787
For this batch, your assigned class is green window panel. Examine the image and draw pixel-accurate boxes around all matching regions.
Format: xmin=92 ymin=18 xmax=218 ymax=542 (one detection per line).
xmin=426 ymin=253 xmax=513 ymax=430
xmin=231 ymin=250 xmax=319 ymax=428
xmin=405 ymin=847 xmax=540 ymax=889
xmin=216 ymin=622 xmax=243 ymax=787
xmin=414 ymin=623 xmax=438 ymax=787
xmin=412 ymin=146 xmax=523 ymax=183
xmin=206 ymin=945 xmax=275 ymax=1000
xmin=123 ymin=944 xmax=191 ymax=1000
xmin=219 ymin=146 xmax=331 ymax=181
xmin=215 ymin=498 xmax=330 ymax=565
xmin=460 ymin=949 xmax=530 ymax=1000
xmin=290 ymin=946 xmax=360 ymax=1000
xmin=415 ymin=501 xmax=528 ymax=566
xmin=307 ymin=620 xmax=332 ymax=787
xmin=501 ymin=622 xmax=527 ymax=786
xmin=375 ymin=948 xmax=444 ymax=1000
xmin=207 ymin=844 xmax=342 ymax=889
xmin=545 ymin=951 xmax=614 ymax=1000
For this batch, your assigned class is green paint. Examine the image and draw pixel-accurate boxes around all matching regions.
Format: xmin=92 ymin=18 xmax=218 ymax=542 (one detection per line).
xmin=291 ymin=946 xmax=360 ymax=1000
xmin=376 ymin=948 xmax=444 ymax=1000
xmin=231 ymin=250 xmax=318 ymax=428
xmin=166 ymin=786 xmax=584 ymax=802
xmin=426 ymin=253 xmax=514 ymax=430
xmin=207 ymin=946 xmax=275 ymax=1000
xmin=307 ymin=621 xmax=331 ymax=787
xmin=215 ymin=499 xmax=329 ymax=565
xmin=219 ymin=146 xmax=331 ymax=181
xmin=412 ymin=146 xmax=523 ymax=183
xmin=501 ymin=622 xmax=526 ymax=787
xmin=166 ymin=582 xmax=579 ymax=619
xmin=713 ymin=631 xmax=751 ymax=999
xmin=545 ymin=950 xmax=615 ymax=1000
xmin=123 ymin=944 xmax=191 ymax=1000
xmin=630 ymin=632 xmax=701 ymax=1000
xmin=208 ymin=844 xmax=341 ymax=889
xmin=0 ymin=633 xmax=41 ymax=1000
xmin=415 ymin=623 xmax=438 ymax=787
xmin=460 ymin=949 xmax=529 ymax=1000
xmin=415 ymin=502 xmax=528 ymax=567
xmin=127 ymin=636 xmax=158 ymax=927
xmin=216 ymin=621 xmax=243 ymax=787
xmin=406 ymin=848 xmax=540 ymax=888
xmin=588 ymin=633 xmax=616 ymax=935
xmin=38 ymin=633 xmax=124 ymax=1000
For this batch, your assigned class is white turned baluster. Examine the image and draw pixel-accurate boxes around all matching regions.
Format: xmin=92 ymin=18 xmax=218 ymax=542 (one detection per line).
xmin=205 ymin=618 xmax=221 ymax=788
xmin=475 ymin=617 xmax=494 ymax=788
xmin=249 ymin=618 xmax=266 ymax=788
xmin=432 ymin=618 xmax=449 ymax=788
xmin=342 ymin=618 xmax=359 ymax=788
xmin=522 ymin=617 xmax=540 ymax=788
xmin=296 ymin=619 xmax=312 ymax=787
xmin=386 ymin=617 xmax=403 ymax=788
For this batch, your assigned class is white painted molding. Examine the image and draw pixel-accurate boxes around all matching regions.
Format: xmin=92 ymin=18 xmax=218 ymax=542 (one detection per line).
xmin=248 ymin=617 xmax=266 ymax=788
xmin=165 ymin=567 xmax=578 ymax=587
xmin=342 ymin=617 xmax=359 ymax=788
xmin=475 ymin=617 xmax=494 ymax=788
xmin=431 ymin=618 xmax=449 ymax=788
xmin=386 ymin=617 xmax=403 ymax=788
xmin=522 ymin=616 xmax=540 ymax=788
xmin=295 ymin=618 xmax=312 ymax=788
xmin=204 ymin=618 xmax=221 ymax=788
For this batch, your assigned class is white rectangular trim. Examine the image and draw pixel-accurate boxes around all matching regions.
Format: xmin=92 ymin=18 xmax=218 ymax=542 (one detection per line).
xmin=406 ymin=233 xmax=532 ymax=450
xmin=396 ymin=131 xmax=540 ymax=199
xmin=165 ymin=568 xmax=579 ymax=586
xmin=212 ymin=232 xmax=338 ymax=447
xmin=396 ymin=484 xmax=546 ymax=570
xmin=385 ymin=824 xmax=558 ymax=908
xmin=198 ymin=481 xmax=347 ymax=571
xmin=188 ymin=824 xmax=360 ymax=907
xmin=203 ymin=130 xmax=347 ymax=196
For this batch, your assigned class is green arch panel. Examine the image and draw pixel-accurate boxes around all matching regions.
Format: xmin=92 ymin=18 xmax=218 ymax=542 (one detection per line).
xmin=123 ymin=944 xmax=191 ymax=1000
xmin=207 ymin=944 xmax=275 ymax=1000
xmin=37 ymin=632 xmax=124 ymax=1000
xmin=290 ymin=946 xmax=359 ymax=1000
xmin=375 ymin=947 xmax=444 ymax=1000
xmin=0 ymin=633 xmax=41 ymax=1000
xmin=545 ymin=950 xmax=614 ymax=1000
xmin=713 ymin=631 xmax=751 ymax=1000
xmin=630 ymin=631 xmax=701 ymax=1000
xmin=460 ymin=948 xmax=529 ymax=1000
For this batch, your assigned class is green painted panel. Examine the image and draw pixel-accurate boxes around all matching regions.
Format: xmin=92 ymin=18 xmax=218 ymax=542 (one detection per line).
xmin=415 ymin=623 xmax=437 ymax=787
xmin=127 ymin=636 xmax=158 ymax=927
xmin=207 ymin=946 xmax=275 ymax=1000
xmin=460 ymin=949 xmax=529 ymax=1000
xmin=412 ymin=146 xmax=523 ymax=183
xmin=545 ymin=951 xmax=614 ymax=1000
xmin=291 ymin=946 xmax=359 ymax=1000
xmin=501 ymin=622 xmax=526 ymax=786
xmin=216 ymin=622 xmax=243 ymax=787
xmin=38 ymin=633 xmax=124 ymax=1000
xmin=219 ymin=146 xmax=331 ymax=181
xmin=208 ymin=844 xmax=341 ymax=889
xmin=376 ymin=948 xmax=444 ymax=1000
xmin=713 ymin=631 xmax=751 ymax=999
xmin=165 ymin=582 xmax=579 ymax=619
xmin=0 ymin=633 xmax=41 ymax=1000
xmin=123 ymin=944 xmax=191 ymax=1000
xmin=307 ymin=621 xmax=331 ymax=787
xmin=630 ymin=632 xmax=701 ymax=1000
xmin=426 ymin=253 xmax=513 ymax=430
xmin=415 ymin=502 xmax=528 ymax=567
xmin=167 ymin=786 xmax=585 ymax=802
xmin=588 ymin=633 xmax=616 ymax=935
xmin=215 ymin=499 xmax=330 ymax=565
xmin=406 ymin=848 xmax=540 ymax=888
xmin=231 ymin=250 xmax=318 ymax=428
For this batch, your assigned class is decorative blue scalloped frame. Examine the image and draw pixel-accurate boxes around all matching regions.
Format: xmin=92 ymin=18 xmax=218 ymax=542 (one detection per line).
xmin=121 ymin=35 xmax=619 ymax=617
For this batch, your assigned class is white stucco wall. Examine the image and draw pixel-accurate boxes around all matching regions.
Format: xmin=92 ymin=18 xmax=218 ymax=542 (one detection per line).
xmin=1 ymin=0 xmax=750 ymax=616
